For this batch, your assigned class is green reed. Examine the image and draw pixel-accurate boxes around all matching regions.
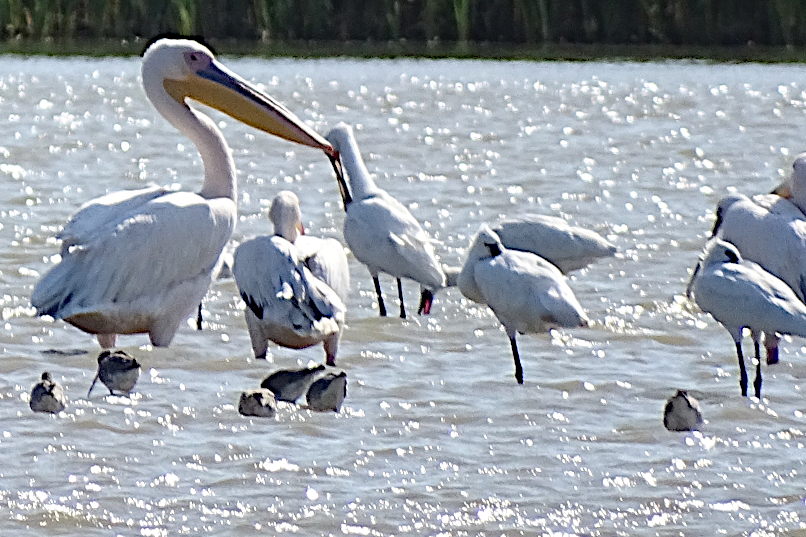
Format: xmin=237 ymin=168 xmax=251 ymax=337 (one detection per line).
xmin=4 ymin=0 xmax=806 ymax=48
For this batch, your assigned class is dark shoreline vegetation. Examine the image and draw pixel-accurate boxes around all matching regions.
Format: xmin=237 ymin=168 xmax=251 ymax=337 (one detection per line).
xmin=2 ymin=38 xmax=806 ymax=63
xmin=3 ymin=0 xmax=806 ymax=62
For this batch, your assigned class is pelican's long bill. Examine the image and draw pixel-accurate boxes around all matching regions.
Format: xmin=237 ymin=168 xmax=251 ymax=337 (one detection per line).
xmin=162 ymin=56 xmax=346 ymax=186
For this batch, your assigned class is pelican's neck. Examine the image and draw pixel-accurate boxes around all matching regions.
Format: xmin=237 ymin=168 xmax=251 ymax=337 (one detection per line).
xmin=143 ymin=76 xmax=237 ymax=201
xmin=274 ymin=223 xmax=300 ymax=243
xmin=791 ymin=171 xmax=806 ymax=214
xmin=339 ymin=133 xmax=379 ymax=200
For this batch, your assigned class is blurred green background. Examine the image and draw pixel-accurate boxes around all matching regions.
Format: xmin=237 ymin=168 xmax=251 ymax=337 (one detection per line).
xmin=4 ymin=0 xmax=806 ymax=59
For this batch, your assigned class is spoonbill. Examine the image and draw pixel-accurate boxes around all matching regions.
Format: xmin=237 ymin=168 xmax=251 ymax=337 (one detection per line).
xmin=458 ymin=224 xmax=588 ymax=384
xmin=491 ymin=214 xmax=616 ymax=273
xmin=31 ymin=37 xmax=342 ymax=349
xmin=325 ymin=123 xmax=446 ymax=319
xmin=233 ymin=191 xmax=347 ymax=364
xmin=686 ymin=238 xmax=806 ymax=398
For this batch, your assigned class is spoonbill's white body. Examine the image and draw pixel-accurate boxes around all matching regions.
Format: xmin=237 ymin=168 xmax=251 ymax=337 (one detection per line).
xmin=31 ymin=38 xmax=341 ymax=349
xmin=491 ymin=214 xmax=616 ymax=273
xmin=712 ymin=170 xmax=806 ymax=365
xmin=687 ymin=238 xmax=806 ymax=398
xmin=325 ymin=123 xmax=445 ymax=318
xmin=458 ymin=224 xmax=588 ymax=384
xmin=234 ymin=191 xmax=348 ymax=364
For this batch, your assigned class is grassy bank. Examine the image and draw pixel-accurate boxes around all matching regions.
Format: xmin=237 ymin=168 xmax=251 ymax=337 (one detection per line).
xmin=2 ymin=37 xmax=806 ymax=63
xmin=6 ymin=0 xmax=806 ymax=52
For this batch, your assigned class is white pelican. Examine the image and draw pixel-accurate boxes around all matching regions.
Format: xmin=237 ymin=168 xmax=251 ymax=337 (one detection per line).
xmin=87 ymin=350 xmax=141 ymax=397
xmin=29 ymin=372 xmax=67 ymax=414
xmin=325 ymin=123 xmax=446 ymax=318
xmin=491 ymin=214 xmax=616 ymax=273
xmin=686 ymin=238 xmax=806 ymax=398
xmin=233 ymin=191 xmax=348 ymax=364
xmin=663 ymin=390 xmax=703 ymax=432
xmin=711 ymin=188 xmax=806 ymax=364
xmin=306 ymin=370 xmax=347 ymax=412
xmin=260 ymin=364 xmax=326 ymax=403
xmin=458 ymin=224 xmax=589 ymax=384
xmin=31 ymin=37 xmax=342 ymax=349
xmin=771 ymin=153 xmax=806 ymax=212
xmin=238 ymin=389 xmax=277 ymax=418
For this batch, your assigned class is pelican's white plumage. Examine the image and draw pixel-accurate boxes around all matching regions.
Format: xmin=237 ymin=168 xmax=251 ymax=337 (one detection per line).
xmin=31 ymin=38 xmax=340 ymax=348
xmin=458 ymin=224 xmax=588 ymax=384
xmin=325 ymin=123 xmax=446 ymax=318
xmin=234 ymin=191 xmax=348 ymax=364
xmin=491 ymin=214 xmax=616 ymax=273
xmin=687 ymin=238 xmax=806 ymax=398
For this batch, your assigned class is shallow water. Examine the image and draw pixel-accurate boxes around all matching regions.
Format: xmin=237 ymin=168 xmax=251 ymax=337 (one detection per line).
xmin=2 ymin=55 xmax=806 ymax=535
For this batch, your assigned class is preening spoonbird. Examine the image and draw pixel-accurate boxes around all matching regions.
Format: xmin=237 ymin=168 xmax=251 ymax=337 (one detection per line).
xmin=711 ymin=187 xmax=806 ymax=364
xmin=491 ymin=214 xmax=616 ymax=273
xmin=458 ymin=224 xmax=589 ymax=384
xmin=686 ymin=238 xmax=806 ymax=398
xmin=31 ymin=37 xmax=342 ymax=349
xmin=234 ymin=191 xmax=348 ymax=364
xmin=325 ymin=123 xmax=446 ymax=318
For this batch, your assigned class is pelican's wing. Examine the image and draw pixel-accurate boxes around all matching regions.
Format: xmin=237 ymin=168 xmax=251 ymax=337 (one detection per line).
xmin=58 ymin=185 xmax=171 ymax=252
xmin=32 ymin=192 xmax=235 ymax=321
xmin=234 ymin=236 xmax=345 ymax=332
xmin=493 ymin=214 xmax=616 ymax=273
xmin=294 ymin=235 xmax=351 ymax=302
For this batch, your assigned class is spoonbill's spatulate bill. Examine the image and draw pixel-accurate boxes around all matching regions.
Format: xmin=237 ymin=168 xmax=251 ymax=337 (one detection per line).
xmin=31 ymin=37 xmax=342 ymax=349
xmin=687 ymin=238 xmax=806 ymax=398
xmin=325 ymin=123 xmax=445 ymax=319
xmin=458 ymin=224 xmax=589 ymax=384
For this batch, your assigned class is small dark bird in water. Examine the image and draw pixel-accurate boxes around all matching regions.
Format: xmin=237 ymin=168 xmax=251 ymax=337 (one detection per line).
xmin=663 ymin=390 xmax=703 ymax=432
xmin=306 ymin=370 xmax=347 ymax=412
xmin=238 ymin=389 xmax=277 ymax=418
xmin=88 ymin=350 xmax=141 ymax=397
xmin=30 ymin=372 xmax=67 ymax=414
xmin=261 ymin=364 xmax=326 ymax=403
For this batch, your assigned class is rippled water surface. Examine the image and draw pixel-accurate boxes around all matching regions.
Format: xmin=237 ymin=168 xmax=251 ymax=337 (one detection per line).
xmin=2 ymin=55 xmax=806 ymax=535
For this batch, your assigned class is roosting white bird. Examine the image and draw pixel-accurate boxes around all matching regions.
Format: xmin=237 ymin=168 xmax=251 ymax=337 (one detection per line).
xmin=234 ymin=191 xmax=347 ymax=364
xmin=491 ymin=214 xmax=616 ymax=273
xmin=458 ymin=224 xmax=588 ymax=384
xmin=325 ymin=123 xmax=446 ymax=319
xmin=712 ymin=165 xmax=806 ymax=365
xmin=31 ymin=37 xmax=342 ymax=349
xmin=686 ymin=238 xmax=806 ymax=398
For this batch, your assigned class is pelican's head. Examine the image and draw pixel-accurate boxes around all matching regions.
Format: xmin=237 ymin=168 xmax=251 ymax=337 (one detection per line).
xmin=141 ymin=38 xmax=343 ymax=175
xmin=772 ymin=153 xmax=806 ymax=205
xmin=269 ymin=190 xmax=304 ymax=242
